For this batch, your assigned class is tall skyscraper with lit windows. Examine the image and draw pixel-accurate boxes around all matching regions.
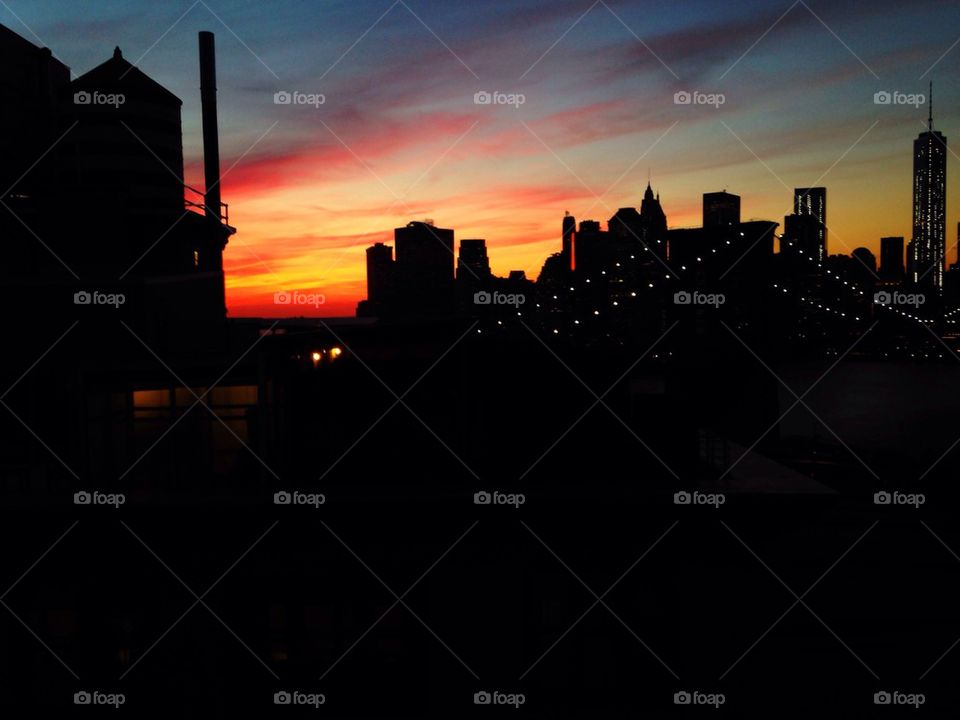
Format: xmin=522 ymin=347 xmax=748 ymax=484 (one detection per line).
xmin=912 ymin=84 xmax=947 ymax=290
xmin=794 ymin=187 xmax=826 ymax=262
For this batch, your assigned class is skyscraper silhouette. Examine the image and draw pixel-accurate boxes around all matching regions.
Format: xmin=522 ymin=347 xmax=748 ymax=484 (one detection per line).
xmin=912 ymin=83 xmax=946 ymax=290
xmin=364 ymin=242 xmax=395 ymax=312
xmin=638 ymin=181 xmax=668 ymax=259
xmin=703 ymin=191 xmax=741 ymax=229
xmin=394 ymin=220 xmax=455 ymax=315
xmin=457 ymin=239 xmax=492 ymax=281
xmin=880 ymin=236 xmax=905 ymax=280
xmin=562 ymin=212 xmax=576 ymax=270
xmin=782 ymin=213 xmax=821 ymax=260
xmin=793 ymin=187 xmax=826 ymax=262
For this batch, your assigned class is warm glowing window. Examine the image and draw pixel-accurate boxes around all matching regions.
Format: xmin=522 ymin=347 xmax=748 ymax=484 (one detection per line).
xmin=133 ymin=389 xmax=169 ymax=407
xmin=130 ymin=385 xmax=259 ymax=474
xmin=211 ymin=386 xmax=258 ymax=405
xmin=135 ymin=386 xmax=258 ymax=410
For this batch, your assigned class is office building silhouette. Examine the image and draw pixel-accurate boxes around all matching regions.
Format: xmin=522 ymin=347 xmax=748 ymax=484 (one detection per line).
xmin=793 ymin=187 xmax=826 ymax=262
xmin=912 ymin=84 xmax=946 ymax=290
xmin=703 ymin=191 xmax=741 ymax=229
xmin=880 ymin=236 xmax=905 ymax=280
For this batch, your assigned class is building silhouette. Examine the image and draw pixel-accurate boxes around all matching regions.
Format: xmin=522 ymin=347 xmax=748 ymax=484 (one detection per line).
xmin=703 ymin=191 xmax=741 ymax=229
xmin=912 ymin=84 xmax=947 ymax=290
xmin=457 ymin=239 xmax=492 ymax=281
xmin=569 ymin=219 xmax=607 ymax=274
xmin=562 ymin=212 xmax=576 ymax=270
xmin=358 ymin=242 xmax=395 ymax=317
xmin=0 ymin=24 xmax=233 ymax=350
xmin=906 ymin=237 xmax=918 ymax=282
xmin=608 ymin=207 xmax=643 ymax=241
xmin=0 ymin=25 xmax=279 ymax=495
xmin=0 ymin=24 xmax=72 ymax=205
xmin=851 ymin=247 xmax=877 ymax=282
xmin=72 ymin=46 xmax=185 ymax=216
xmin=780 ymin=213 xmax=822 ymax=264
xmin=638 ymin=181 xmax=668 ymax=259
xmin=880 ymin=236 xmax=905 ymax=280
xmin=454 ymin=238 xmax=492 ymax=310
xmin=394 ymin=220 xmax=455 ymax=314
xmin=793 ymin=187 xmax=826 ymax=262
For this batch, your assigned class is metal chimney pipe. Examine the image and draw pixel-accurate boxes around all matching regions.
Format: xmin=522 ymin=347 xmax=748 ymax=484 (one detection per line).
xmin=199 ymin=31 xmax=221 ymax=221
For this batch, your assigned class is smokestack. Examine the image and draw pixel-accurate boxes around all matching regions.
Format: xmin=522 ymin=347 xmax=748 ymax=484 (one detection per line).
xmin=199 ymin=31 xmax=221 ymax=221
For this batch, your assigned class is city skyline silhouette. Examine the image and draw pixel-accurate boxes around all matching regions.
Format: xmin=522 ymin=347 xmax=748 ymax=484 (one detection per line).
xmin=4 ymin=2 xmax=960 ymax=716
xmin=4 ymin=1 xmax=960 ymax=316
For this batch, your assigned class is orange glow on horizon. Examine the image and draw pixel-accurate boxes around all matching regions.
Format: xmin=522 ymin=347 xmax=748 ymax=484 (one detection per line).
xmin=210 ymin=112 xmax=960 ymax=319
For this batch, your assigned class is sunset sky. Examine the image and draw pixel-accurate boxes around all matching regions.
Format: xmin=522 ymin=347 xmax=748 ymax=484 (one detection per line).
xmin=8 ymin=0 xmax=960 ymax=316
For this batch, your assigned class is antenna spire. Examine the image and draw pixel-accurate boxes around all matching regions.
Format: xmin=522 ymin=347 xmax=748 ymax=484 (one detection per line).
xmin=929 ymin=80 xmax=933 ymax=132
